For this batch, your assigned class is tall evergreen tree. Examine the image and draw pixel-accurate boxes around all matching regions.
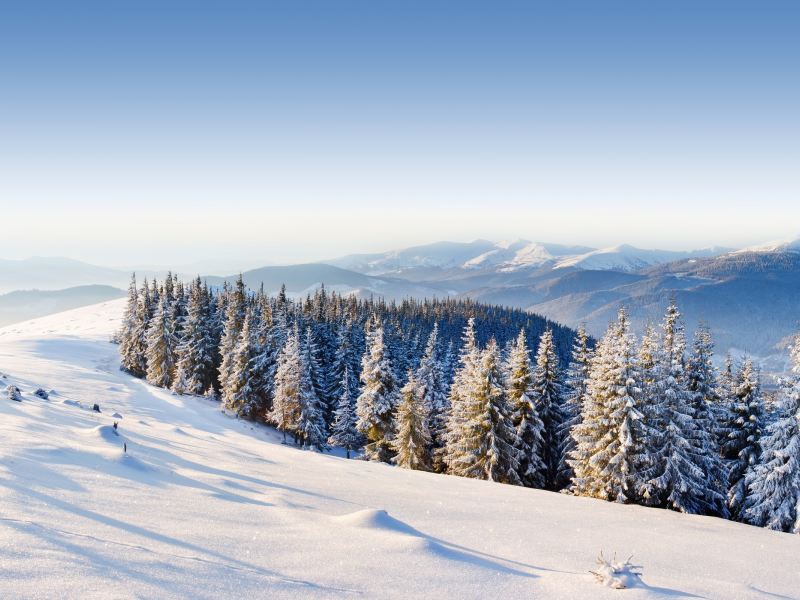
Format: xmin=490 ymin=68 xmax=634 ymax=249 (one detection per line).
xmin=328 ymin=366 xmax=361 ymax=458
xmin=296 ymin=326 xmax=329 ymax=451
xmin=356 ymin=322 xmax=399 ymax=463
xmin=685 ymin=321 xmax=730 ymax=517
xmin=270 ymin=327 xmax=303 ymax=443
xmin=224 ymin=307 xmax=260 ymax=419
xmin=530 ymin=328 xmax=566 ymax=489
xmin=725 ymin=356 xmax=765 ymax=519
xmin=119 ymin=274 xmax=148 ymax=377
xmin=441 ymin=319 xmax=482 ymax=473
xmin=506 ymin=330 xmax=546 ymax=488
xmin=558 ymin=324 xmax=594 ymax=487
xmin=744 ymin=331 xmax=800 ymax=533
xmin=640 ymin=299 xmax=726 ymax=515
xmin=218 ymin=275 xmax=247 ymax=392
xmin=126 ymin=278 xmax=152 ymax=378
xmin=445 ymin=338 xmax=521 ymax=484
xmin=145 ymin=293 xmax=179 ymax=388
xmin=568 ymin=308 xmax=645 ymax=503
xmin=416 ymin=324 xmax=448 ymax=456
xmin=392 ymin=370 xmax=433 ymax=471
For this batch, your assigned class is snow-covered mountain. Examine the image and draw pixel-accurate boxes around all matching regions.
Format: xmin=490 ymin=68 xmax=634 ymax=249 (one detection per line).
xmin=553 ymin=244 xmax=733 ymax=272
xmin=1 ymin=300 xmax=796 ymax=599
xmin=734 ymin=233 xmax=800 ymax=254
xmin=322 ymin=240 xmax=734 ymax=276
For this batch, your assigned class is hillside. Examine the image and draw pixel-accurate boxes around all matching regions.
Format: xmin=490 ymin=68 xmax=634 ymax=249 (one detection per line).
xmin=0 ymin=300 xmax=797 ymax=599
xmin=0 ymin=285 xmax=126 ymax=327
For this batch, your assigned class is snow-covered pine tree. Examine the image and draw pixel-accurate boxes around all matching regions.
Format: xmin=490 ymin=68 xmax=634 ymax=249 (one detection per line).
xmin=356 ymin=321 xmax=399 ymax=462
xmin=296 ymin=326 xmax=329 ymax=451
xmin=744 ymin=330 xmax=800 ymax=533
xmin=505 ymin=330 xmax=546 ymax=488
xmin=441 ymin=318 xmax=482 ymax=473
xmin=530 ymin=328 xmax=566 ymax=489
xmin=302 ymin=327 xmax=327 ymax=418
xmin=121 ymin=278 xmax=152 ymax=378
xmin=224 ymin=306 xmax=260 ymax=419
xmin=558 ymin=324 xmax=594 ymax=488
xmin=725 ymin=356 xmax=765 ymax=520
xmin=568 ymin=307 xmax=645 ymax=503
xmin=416 ymin=323 xmax=448 ymax=458
xmin=217 ymin=275 xmax=247 ymax=393
xmin=328 ymin=366 xmax=360 ymax=458
xmin=392 ymin=370 xmax=433 ymax=471
xmin=446 ymin=337 xmax=521 ymax=484
xmin=145 ymin=293 xmax=179 ymax=388
xmin=180 ymin=277 xmax=217 ymax=394
xmin=640 ymin=299 xmax=726 ymax=515
xmin=685 ymin=321 xmax=730 ymax=517
xmin=118 ymin=273 xmax=141 ymax=369
xmin=270 ymin=326 xmax=303 ymax=443
xmin=327 ymin=319 xmax=359 ymax=408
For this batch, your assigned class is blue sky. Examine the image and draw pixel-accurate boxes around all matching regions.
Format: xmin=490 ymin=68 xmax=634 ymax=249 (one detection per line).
xmin=1 ymin=1 xmax=798 ymax=265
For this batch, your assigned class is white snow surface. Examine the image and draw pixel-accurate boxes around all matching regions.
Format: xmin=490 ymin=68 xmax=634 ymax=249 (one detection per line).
xmin=735 ymin=234 xmax=800 ymax=254
xmin=1 ymin=300 xmax=798 ymax=599
xmin=554 ymin=244 xmax=732 ymax=271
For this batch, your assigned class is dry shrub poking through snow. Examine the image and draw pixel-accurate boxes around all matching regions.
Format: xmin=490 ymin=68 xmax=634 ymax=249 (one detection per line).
xmin=590 ymin=552 xmax=642 ymax=589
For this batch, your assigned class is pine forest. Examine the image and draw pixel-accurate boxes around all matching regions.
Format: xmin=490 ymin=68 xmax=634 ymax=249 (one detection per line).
xmin=116 ymin=272 xmax=800 ymax=535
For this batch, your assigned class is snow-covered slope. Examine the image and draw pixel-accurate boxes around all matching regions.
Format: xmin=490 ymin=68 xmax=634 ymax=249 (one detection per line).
xmin=321 ymin=240 xmax=736 ymax=276
xmin=554 ymin=244 xmax=733 ymax=271
xmin=734 ymin=234 xmax=800 ymax=254
xmin=1 ymin=301 xmax=798 ymax=599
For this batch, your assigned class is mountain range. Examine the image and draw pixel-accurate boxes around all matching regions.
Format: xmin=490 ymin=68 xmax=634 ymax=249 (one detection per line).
xmin=1 ymin=234 xmax=799 ymax=370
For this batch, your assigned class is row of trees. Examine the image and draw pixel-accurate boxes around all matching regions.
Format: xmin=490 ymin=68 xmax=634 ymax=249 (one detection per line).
xmin=568 ymin=302 xmax=799 ymax=533
xmin=116 ymin=273 xmax=800 ymax=534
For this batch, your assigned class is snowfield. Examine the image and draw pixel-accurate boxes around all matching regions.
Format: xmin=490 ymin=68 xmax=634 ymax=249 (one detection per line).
xmin=1 ymin=300 xmax=798 ymax=599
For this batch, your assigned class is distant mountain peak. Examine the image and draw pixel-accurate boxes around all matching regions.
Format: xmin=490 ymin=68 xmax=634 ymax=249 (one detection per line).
xmin=735 ymin=234 xmax=800 ymax=254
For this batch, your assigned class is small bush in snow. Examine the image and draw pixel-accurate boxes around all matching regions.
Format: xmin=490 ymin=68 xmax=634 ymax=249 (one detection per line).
xmin=7 ymin=385 xmax=22 ymax=401
xmin=590 ymin=552 xmax=642 ymax=589
xmin=33 ymin=388 xmax=49 ymax=399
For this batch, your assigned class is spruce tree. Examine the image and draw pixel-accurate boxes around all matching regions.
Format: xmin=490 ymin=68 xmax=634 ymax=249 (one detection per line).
xmin=416 ymin=323 xmax=448 ymax=459
xmin=530 ymin=328 xmax=566 ymax=489
xmin=218 ymin=275 xmax=247 ymax=392
xmin=270 ymin=327 xmax=303 ymax=442
xmin=356 ymin=322 xmax=399 ymax=463
xmin=296 ymin=327 xmax=329 ymax=451
xmin=224 ymin=307 xmax=260 ymax=419
xmin=685 ymin=322 xmax=730 ymax=517
xmin=441 ymin=319 xmax=482 ymax=473
xmin=118 ymin=274 xmax=142 ymax=373
xmin=446 ymin=338 xmax=521 ymax=484
xmin=328 ymin=366 xmax=360 ymax=458
xmin=392 ymin=370 xmax=433 ymax=471
xmin=506 ymin=330 xmax=546 ymax=488
xmin=640 ymin=299 xmax=726 ymax=515
xmin=171 ymin=278 xmax=212 ymax=395
xmin=568 ymin=308 xmax=645 ymax=503
xmin=725 ymin=356 xmax=765 ymax=519
xmin=744 ymin=330 xmax=800 ymax=533
xmin=558 ymin=324 xmax=594 ymax=488
xmin=145 ymin=293 xmax=179 ymax=388
xmin=122 ymin=278 xmax=151 ymax=378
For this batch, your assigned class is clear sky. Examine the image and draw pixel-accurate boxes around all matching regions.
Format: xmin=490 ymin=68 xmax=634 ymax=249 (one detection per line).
xmin=1 ymin=1 xmax=798 ymax=265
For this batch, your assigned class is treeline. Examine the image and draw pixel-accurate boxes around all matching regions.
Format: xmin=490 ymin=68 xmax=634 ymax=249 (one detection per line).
xmin=115 ymin=273 xmax=800 ymax=535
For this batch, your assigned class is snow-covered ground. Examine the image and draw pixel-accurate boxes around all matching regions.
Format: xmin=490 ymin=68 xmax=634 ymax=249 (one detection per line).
xmin=1 ymin=300 xmax=798 ymax=599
